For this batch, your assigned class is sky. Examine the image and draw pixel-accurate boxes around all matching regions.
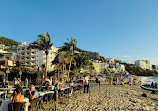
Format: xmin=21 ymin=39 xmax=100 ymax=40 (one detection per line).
xmin=0 ymin=0 xmax=158 ymax=65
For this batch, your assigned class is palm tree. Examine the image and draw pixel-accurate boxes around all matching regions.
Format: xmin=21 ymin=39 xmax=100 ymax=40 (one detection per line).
xmin=58 ymin=37 xmax=77 ymax=80
xmin=28 ymin=32 xmax=53 ymax=80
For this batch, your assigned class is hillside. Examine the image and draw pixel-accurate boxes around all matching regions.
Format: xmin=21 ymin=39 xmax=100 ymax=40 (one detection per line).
xmin=122 ymin=62 xmax=158 ymax=76
xmin=0 ymin=37 xmax=18 ymax=46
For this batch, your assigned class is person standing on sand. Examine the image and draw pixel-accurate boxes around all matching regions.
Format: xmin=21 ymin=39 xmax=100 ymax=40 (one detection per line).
xmin=129 ymin=77 xmax=133 ymax=86
xmin=96 ymin=76 xmax=100 ymax=86
xmin=139 ymin=79 xmax=141 ymax=86
xmin=83 ymin=76 xmax=89 ymax=93
xmin=25 ymin=78 xmax=28 ymax=87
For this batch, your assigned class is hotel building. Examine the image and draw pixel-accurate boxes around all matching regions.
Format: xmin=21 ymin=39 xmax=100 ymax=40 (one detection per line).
xmin=17 ymin=42 xmax=58 ymax=71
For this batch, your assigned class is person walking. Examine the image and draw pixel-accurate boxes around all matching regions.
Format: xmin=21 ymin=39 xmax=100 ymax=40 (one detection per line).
xmin=83 ymin=76 xmax=89 ymax=93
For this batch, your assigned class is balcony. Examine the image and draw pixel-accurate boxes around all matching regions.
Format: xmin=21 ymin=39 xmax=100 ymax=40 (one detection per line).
xmin=21 ymin=48 xmax=25 ymax=51
xmin=31 ymin=63 xmax=36 ymax=66
xmin=31 ymin=49 xmax=36 ymax=52
xmin=21 ymin=54 xmax=25 ymax=57
xmin=20 ymin=58 xmax=25 ymax=61
xmin=25 ymin=59 xmax=30 ymax=62
xmin=25 ymin=49 xmax=30 ymax=52
xmin=20 ymin=50 xmax=25 ymax=53
xmin=25 ymin=53 xmax=30 ymax=56
xmin=31 ymin=58 xmax=36 ymax=61
xmin=25 ymin=62 xmax=30 ymax=66
xmin=30 ymin=53 xmax=36 ymax=57
xmin=20 ymin=61 xmax=25 ymax=64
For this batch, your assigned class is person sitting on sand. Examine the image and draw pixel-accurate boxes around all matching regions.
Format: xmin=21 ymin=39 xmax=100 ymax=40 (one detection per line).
xmin=113 ymin=75 xmax=118 ymax=85
xmin=151 ymin=82 xmax=154 ymax=88
xmin=12 ymin=86 xmax=24 ymax=103
xmin=120 ymin=80 xmax=124 ymax=85
xmin=155 ymin=83 xmax=157 ymax=88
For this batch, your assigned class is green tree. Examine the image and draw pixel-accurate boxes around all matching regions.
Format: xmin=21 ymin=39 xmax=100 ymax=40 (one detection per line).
xmin=58 ymin=38 xmax=77 ymax=80
xmin=10 ymin=61 xmax=22 ymax=77
xmin=28 ymin=32 xmax=53 ymax=80
xmin=0 ymin=37 xmax=18 ymax=46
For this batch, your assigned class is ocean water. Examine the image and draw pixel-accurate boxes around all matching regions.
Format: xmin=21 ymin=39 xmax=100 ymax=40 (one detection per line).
xmin=140 ymin=76 xmax=158 ymax=84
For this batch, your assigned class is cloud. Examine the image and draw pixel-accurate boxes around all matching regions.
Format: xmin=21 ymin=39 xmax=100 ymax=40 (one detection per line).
xmin=126 ymin=60 xmax=135 ymax=64
xmin=122 ymin=55 xmax=129 ymax=59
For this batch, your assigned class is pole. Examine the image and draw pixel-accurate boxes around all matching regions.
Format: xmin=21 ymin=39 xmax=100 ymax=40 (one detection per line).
xmin=7 ymin=73 xmax=8 ymax=82
xmin=55 ymin=88 xmax=58 ymax=111
xmin=89 ymin=83 xmax=91 ymax=111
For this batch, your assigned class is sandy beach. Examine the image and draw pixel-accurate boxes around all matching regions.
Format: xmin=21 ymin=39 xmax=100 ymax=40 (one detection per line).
xmin=42 ymin=84 xmax=158 ymax=111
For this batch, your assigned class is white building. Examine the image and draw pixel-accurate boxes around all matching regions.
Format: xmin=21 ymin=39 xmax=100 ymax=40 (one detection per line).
xmin=17 ymin=42 xmax=59 ymax=71
xmin=107 ymin=58 xmax=115 ymax=64
xmin=115 ymin=63 xmax=125 ymax=73
xmin=92 ymin=60 xmax=108 ymax=74
xmin=135 ymin=60 xmax=152 ymax=70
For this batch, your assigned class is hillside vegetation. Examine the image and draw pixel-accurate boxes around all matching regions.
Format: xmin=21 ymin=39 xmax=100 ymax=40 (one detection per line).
xmin=122 ymin=62 xmax=158 ymax=76
xmin=0 ymin=37 xmax=18 ymax=46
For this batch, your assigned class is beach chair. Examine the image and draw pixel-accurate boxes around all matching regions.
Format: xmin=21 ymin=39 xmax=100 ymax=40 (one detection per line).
xmin=8 ymin=102 xmax=26 ymax=111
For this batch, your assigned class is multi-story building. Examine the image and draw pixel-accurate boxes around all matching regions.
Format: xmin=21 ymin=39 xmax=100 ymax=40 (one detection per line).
xmin=92 ymin=60 xmax=108 ymax=74
xmin=135 ymin=60 xmax=152 ymax=70
xmin=115 ymin=63 xmax=125 ymax=73
xmin=107 ymin=58 xmax=115 ymax=64
xmin=17 ymin=42 xmax=59 ymax=71
xmin=0 ymin=44 xmax=5 ymax=49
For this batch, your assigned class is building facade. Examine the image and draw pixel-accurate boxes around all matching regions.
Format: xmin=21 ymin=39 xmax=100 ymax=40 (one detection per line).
xmin=92 ymin=60 xmax=108 ymax=74
xmin=135 ymin=60 xmax=152 ymax=70
xmin=17 ymin=42 xmax=59 ymax=71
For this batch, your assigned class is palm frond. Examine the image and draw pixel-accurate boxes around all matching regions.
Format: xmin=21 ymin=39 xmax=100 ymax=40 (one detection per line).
xmin=45 ymin=32 xmax=50 ymax=42
xmin=37 ymin=39 xmax=43 ymax=45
